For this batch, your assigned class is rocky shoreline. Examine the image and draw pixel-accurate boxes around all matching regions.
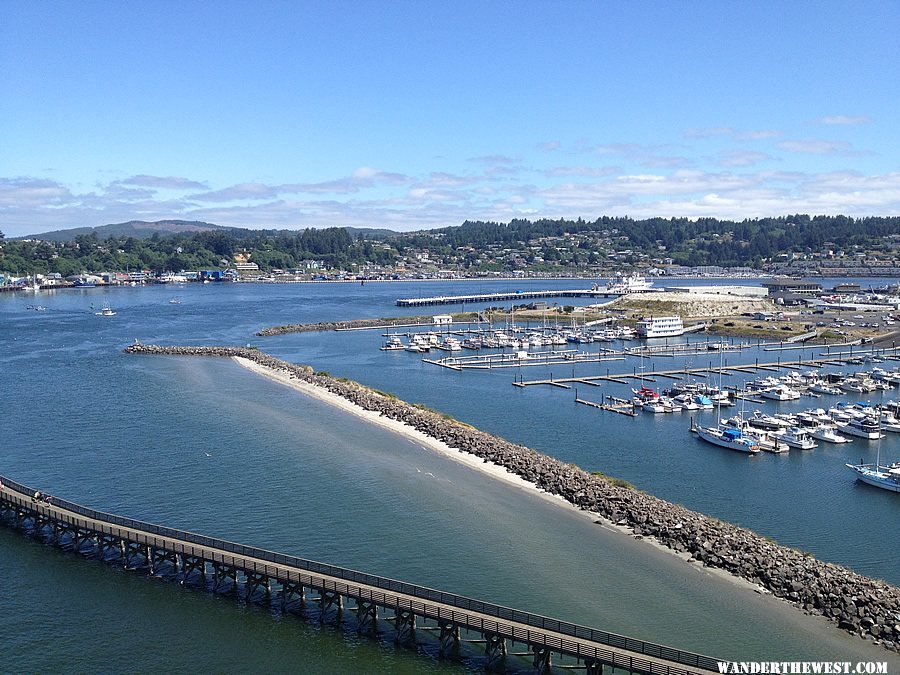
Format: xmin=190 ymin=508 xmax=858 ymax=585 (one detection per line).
xmin=125 ymin=342 xmax=900 ymax=652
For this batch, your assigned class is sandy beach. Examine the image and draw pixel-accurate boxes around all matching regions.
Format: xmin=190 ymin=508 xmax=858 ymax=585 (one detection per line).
xmin=233 ymin=355 xmax=761 ymax=592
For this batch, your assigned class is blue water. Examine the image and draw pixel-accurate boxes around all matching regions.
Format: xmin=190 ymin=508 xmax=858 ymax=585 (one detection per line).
xmin=1 ymin=279 xmax=898 ymax=671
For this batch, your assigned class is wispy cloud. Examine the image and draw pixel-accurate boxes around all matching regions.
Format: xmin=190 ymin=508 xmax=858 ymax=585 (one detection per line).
xmin=544 ymin=166 xmax=620 ymax=177
xmin=777 ymin=139 xmax=853 ymax=154
xmin=537 ymin=141 xmax=561 ymax=152
xmin=684 ymin=127 xmax=781 ymax=141
xmin=116 ymin=175 xmax=208 ymax=190
xmin=716 ymin=150 xmax=775 ymax=167
xmin=817 ymin=115 xmax=871 ymax=126
xmin=3 ymin=160 xmax=899 ymax=238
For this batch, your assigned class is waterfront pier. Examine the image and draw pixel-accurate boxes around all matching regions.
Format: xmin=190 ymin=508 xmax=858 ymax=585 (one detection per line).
xmin=396 ymin=288 xmax=612 ymax=307
xmin=0 ymin=476 xmax=717 ymax=674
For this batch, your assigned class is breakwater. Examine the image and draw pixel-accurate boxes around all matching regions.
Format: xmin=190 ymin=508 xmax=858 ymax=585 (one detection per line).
xmin=256 ymin=315 xmax=472 ymax=336
xmin=124 ymin=343 xmax=900 ymax=652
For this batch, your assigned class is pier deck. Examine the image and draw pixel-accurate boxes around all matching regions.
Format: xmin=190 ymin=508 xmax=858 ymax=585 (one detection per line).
xmin=396 ymin=289 xmax=612 ymax=307
xmin=0 ymin=477 xmax=717 ymax=674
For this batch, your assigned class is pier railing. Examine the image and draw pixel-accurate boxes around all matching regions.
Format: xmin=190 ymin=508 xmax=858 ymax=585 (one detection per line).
xmin=0 ymin=474 xmax=718 ymax=672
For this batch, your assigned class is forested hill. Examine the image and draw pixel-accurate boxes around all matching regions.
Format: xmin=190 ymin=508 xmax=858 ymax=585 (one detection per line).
xmin=400 ymin=215 xmax=900 ymax=266
xmin=2 ymin=214 xmax=899 ymax=275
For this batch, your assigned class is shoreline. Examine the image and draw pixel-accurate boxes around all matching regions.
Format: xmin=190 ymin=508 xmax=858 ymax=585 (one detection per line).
xmin=125 ymin=344 xmax=900 ymax=653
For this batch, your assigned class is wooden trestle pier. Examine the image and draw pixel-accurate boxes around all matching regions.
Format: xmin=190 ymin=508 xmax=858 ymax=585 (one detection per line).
xmin=0 ymin=476 xmax=717 ymax=674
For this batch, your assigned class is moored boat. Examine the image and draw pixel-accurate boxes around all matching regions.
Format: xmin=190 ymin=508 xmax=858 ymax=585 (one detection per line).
xmin=845 ymin=462 xmax=900 ymax=492
xmin=693 ymin=425 xmax=760 ymax=454
xmin=808 ymin=425 xmax=851 ymax=444
xmin=771 ymin=426 xmax=818 ymax=450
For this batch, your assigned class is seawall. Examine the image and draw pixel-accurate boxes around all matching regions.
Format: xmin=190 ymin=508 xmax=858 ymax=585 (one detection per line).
xmin=124 ymin=343 xmax=900 ymax=652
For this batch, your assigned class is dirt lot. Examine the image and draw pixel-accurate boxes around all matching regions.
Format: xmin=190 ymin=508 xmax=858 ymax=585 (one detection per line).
xmin=507 ymin=291 xmax=899 ymax=344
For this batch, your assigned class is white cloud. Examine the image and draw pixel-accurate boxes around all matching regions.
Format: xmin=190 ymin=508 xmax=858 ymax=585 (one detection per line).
xmin=777 ymin=139 xmax=852 ymax=154
xmin=817 ymin=115 xmax=871 ymax=126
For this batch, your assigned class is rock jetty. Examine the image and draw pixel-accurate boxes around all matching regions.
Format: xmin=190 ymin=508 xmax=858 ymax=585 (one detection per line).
xmin=256 ymin=316 xmax=440 ymax=336
xmin=125 ymin=343 xmax=900 ymax=651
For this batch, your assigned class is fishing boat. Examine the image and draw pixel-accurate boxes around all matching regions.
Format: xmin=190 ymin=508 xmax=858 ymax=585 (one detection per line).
xmin=95 ymin=303 xmax=116 ymax=317
xmin=169 ymin=297 xmax=181 ymax=305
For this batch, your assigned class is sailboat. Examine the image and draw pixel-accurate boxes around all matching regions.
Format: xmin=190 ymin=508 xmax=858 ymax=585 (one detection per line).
xmin=846 ymin=435 xmax=900 ymax=492
xmin=693 ymin=352 xmax=759 ymax=454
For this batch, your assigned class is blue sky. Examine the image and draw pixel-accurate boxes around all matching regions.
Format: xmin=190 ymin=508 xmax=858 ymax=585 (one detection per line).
xmin=1 ymin=1 xmax=898 ymax=237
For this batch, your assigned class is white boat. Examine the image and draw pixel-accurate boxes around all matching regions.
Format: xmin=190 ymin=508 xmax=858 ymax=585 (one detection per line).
xmin=673 ymin=394 xmax=700 ymax=410
xmin=169 ymin=297 xmax=181 ymax=304
xmin=809 ymin=380 xmax=842 ymax=396
xmin=720 ymin=416 xmax=782 ymax=453
xmin=380 ymin=335 xmax=405 ymax=351
xmin=839 ymin=379 xmax=867 ymax=394
xmin=808 ymin=426 xmax=852 ymax=444
xmin=603 ymin=272 xmax=653 ymax=295
xmin=842 ymin=417 xmax=884 ymax=440
xmin=879 ymin=411 xmax=900 ymax=433
xmin=761 ymin=384 xmax=801 ymax=401
xmin=845 ymin=462 xmax=900 ymax=492
xmin=439 ymin=337 xmax=462 ymax=351
xmin=635 ymin=315 xmax=684 ymax=339
xmin=642 ymin=400 xmax=668 ymax=413
xmin=747 ymin=411 xmax=791 ymax=431
xmin=771 ymin=427 xmax=818 ymax=450
xmin=95 ymin=304 xmax=116 ymax=316
xmin=694 ymin=425 xmax=760 ymax=454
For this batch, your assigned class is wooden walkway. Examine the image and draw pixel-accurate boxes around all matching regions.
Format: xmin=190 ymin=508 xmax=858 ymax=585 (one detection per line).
xmin=0 ymin=477 xmax=717 ymax=674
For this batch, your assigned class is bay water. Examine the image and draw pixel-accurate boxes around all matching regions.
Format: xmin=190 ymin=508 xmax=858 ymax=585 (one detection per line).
xmin=1 ymin=279 xmax=898 ymax=671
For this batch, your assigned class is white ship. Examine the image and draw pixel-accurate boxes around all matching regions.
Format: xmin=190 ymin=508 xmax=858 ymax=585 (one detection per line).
xmin=635 ymin=315 xmax=684 ymax=339
xmin=603 ymin=273 xmax=653 ymax=295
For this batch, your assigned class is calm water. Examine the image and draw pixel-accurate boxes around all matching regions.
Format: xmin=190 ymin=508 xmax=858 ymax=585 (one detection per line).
xmin=1 ymin=279 xmax=898 ymax=671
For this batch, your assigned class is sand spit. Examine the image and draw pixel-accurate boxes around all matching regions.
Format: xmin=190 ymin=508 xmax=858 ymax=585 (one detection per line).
xmin=125 ymin=343 xmax=900 ymax=652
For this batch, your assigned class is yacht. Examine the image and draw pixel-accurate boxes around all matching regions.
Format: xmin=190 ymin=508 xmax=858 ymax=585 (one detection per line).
xmin=747 ymin=411 xmax=791 ymax=431
xmin=771 ymin=427 xmax=818 ymax=450
xmin=761 ymin=384 xmax=801 ymax=401
xmin=808 ymin=425 xmax=851 ymax=444
xmin=842 ymin=416 xmax=884 ymax=440
xmin=379 ymin=335 xmax=405 ymax=351
xmin=720 ymin=416 xmax=782 ymax=453
xmin=845 ymin=462 xmax=900 ymax=492
xmin=693 ymin=425 xmax=760 ymax=454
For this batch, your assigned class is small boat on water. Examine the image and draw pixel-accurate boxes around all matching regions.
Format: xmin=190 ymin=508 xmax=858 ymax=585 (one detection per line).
xmin=771 ymin=426 xmax=818 ymax=450
xmin=95 ymin=304 xmax=116 ymax=316
xmin=169 ymin=297 xmax=181 ymax=304
xmin=693 ymin=424 xmax=760 ymax=454
xmin=747 ymin=411 xmax=791 ymax=431
xmin=380 ymin=335 xmax=405 ymax=351
xmin=845 ymin=462 xmax=900 ymax=492
xmin=808 ymin=425 xmax=851 ymax=444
